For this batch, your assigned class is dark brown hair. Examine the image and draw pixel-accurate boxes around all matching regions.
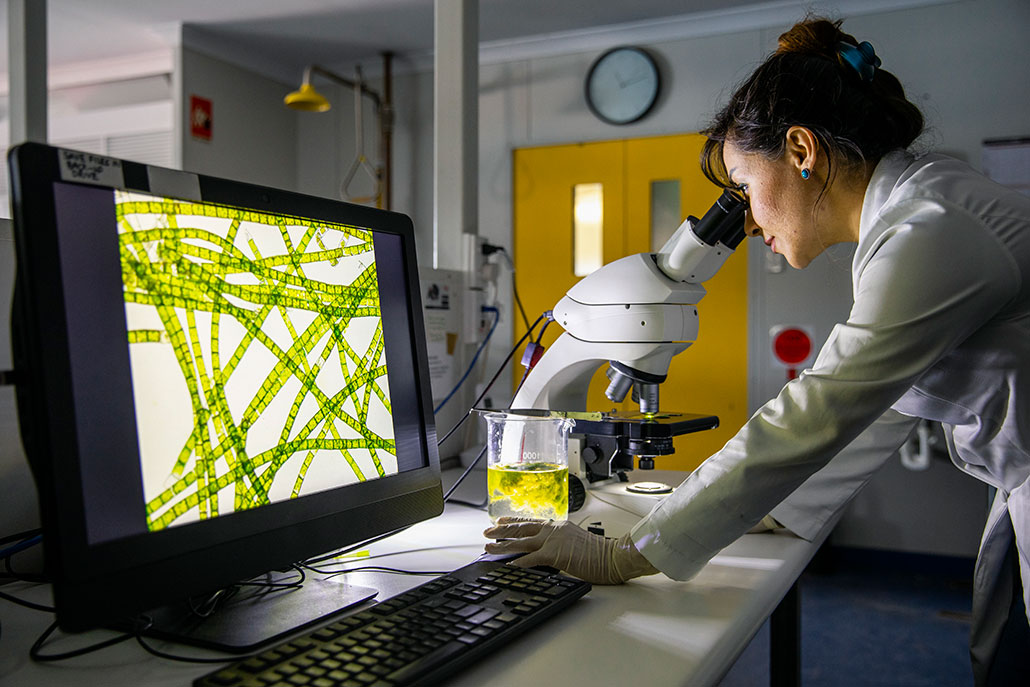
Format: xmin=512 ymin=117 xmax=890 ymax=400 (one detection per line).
xmin=701 ymin=18 xmax=924 ymax=189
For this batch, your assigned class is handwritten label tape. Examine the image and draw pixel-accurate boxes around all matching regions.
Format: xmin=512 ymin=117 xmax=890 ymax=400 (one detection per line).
xmin=58 ymin=149 xmax=125 ymax=188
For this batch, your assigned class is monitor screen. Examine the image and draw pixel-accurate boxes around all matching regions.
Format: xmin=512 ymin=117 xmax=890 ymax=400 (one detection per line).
xmin=8 ymin=143 xmax=443 ymax=648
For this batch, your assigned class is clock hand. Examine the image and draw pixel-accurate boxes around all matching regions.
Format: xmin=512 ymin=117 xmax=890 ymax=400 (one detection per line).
xmin=621 ymin=73 xmax=648 ymax=88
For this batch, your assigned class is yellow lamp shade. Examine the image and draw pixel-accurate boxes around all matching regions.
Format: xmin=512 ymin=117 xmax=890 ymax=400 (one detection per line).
xmin=284 ymin=83 xmax=330 ymax=112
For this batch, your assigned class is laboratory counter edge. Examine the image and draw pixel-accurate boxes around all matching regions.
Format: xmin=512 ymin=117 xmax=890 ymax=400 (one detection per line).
xmin=0 ymin=469 xmax=824 ymax=687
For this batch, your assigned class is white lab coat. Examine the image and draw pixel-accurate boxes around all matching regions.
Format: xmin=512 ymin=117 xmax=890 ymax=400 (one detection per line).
xmin=630 ymin=151 xmax=1030 ymax=682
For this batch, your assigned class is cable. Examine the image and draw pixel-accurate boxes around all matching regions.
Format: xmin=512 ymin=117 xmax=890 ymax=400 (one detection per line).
xmin=513 ymin=315 xmax=554 ymax=398
xmin=0 ymin=527 xmax=41 ymax=547
xmin=1 ymin=560 xmax=48 ymax=583
xmin=2 ymin=539 xmax=48 ymax=584
xmin=482 ymin=243 xmax=530 ymax=333
xmin=436 ymin=312 xmax=546 ymax=449
xmin=433 ymin=306 xmax=500 ymax=415
xmin=443 ymin=445 xmax=487 ymax=503
xmin=316 ymin=565 xmax=449 ymax=581
xmin=498 ymin=247 xmax=532 ymax=333
xmin=0 ymin=587 xmax=55 ymax=613
xmin=511 ymin=273 xmax=531 ymax=333
xmin=0 ymin=534 xmax=42 ymax=560
xmin=441 ymin=311 xmax=556 ymax=508
xmin=303 ymin=523 xmax=415 ymax=566
xmin=30 ymin=621 xmax=136 ymax=662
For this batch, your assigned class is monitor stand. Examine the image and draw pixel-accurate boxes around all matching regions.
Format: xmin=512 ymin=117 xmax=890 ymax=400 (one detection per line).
xmin=138 ymin=569 xmax=378 ymax=653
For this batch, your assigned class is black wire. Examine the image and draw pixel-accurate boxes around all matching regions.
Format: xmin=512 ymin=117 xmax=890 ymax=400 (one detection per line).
xmin=0 ymin=527 xmax=41 ymax=547
xmin=496 ymin=246 xmax=531 ymax=333
xmin=318 ymin=565 xmax=449 ymax=581
xmin=3 ymin=553 xmax=48 ymax=583
xmin=1 ymin=530 xmax=47 ymax=584
xmin=29 ymin=620 xmax=136 ymax=662
xmin=0 ymin=587 xmax=55 ymax=613
xmin=237 ymin=566 xmax=306 ymax=591
xmin=436 ymin=312 xmax=546 ymax=449
xmin=0 ymin=534 xmax=41 ymax=560
xmin=303 ymin=523 xmax=414 ymax=566
xmin=188 ymin=587 xmax=234 ymax=618
xmin=446 ymin=496 xmax=489 ymax=508
xmin=512 ymin=273 xmax=531 ymax=333
xmin=443 ymin=445 xmax=488 ymax=503
xmin=441 ymin=311 xmax=557 ymax=508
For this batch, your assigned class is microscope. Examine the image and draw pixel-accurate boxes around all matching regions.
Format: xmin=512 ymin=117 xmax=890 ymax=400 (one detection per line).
xmin=509 ymin=189 xmax=748 ymax=488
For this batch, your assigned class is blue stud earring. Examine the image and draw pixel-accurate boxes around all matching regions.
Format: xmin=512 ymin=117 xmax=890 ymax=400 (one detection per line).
xmin=801 ymin=168 xmax=811 ymax=180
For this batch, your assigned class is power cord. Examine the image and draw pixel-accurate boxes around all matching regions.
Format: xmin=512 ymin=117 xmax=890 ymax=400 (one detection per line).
xmin=22 ymin=568 xmax=316 ymax=665
xmin=435 ymin=311 xmax=547 ymax=450
xmin=481 ymin=243 xmax=530 ymax=333
xmin=1 ymin=529 xmax=47 ymax=585
xmin=29 ymin=621 xmax=136 ymax=662
xmin=433 ymin=305 xmax=500 ymax=415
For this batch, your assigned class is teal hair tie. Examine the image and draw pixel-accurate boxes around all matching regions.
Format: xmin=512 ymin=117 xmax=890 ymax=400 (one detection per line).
xmin=838 ymin=41 xmax=881 ymax=82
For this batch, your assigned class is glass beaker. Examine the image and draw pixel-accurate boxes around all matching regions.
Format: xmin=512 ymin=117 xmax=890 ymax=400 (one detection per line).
xmin=479 ymin=411 xmax=574 ymax=524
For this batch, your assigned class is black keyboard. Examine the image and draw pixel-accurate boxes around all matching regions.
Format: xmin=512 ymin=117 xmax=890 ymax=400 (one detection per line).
xmin=194 ymin=559 xmax=591 ymax=687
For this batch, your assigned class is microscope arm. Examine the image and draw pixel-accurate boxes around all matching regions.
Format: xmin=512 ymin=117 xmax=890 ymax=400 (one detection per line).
xmin=511 ymin=189 xmax=747 ymax=413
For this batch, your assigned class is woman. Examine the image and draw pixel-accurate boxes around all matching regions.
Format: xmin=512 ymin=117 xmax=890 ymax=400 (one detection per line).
xmin=485 ymin=17 xmax=1030 ymax=684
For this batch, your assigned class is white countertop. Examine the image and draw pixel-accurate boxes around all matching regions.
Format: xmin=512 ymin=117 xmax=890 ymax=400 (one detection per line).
xmin=0 ymin=469 xmax=821 ymax=687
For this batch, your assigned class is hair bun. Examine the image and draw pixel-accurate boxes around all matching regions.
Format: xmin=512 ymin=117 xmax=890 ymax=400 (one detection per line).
xmin=776 ymin=17 xmax=857 ymax=60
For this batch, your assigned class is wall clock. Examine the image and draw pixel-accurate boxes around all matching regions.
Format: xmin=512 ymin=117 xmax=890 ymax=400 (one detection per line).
xmin=585 ymin=46 xmax=661 ymax=125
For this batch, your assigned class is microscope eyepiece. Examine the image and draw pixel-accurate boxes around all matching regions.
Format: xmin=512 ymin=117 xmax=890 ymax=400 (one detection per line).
xmin=693 ymin=189 xmax=748 ymax=249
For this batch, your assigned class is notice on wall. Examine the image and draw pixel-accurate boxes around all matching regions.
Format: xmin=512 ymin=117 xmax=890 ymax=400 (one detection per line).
xmin=421 ymin=270 xmax=461 ymax=400
xmin=983 ymin=138 xmax=1030 ymax=196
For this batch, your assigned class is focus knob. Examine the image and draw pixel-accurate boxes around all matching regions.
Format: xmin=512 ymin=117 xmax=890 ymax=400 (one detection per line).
xmin=569 ymin=475 xmax=586 ymax=512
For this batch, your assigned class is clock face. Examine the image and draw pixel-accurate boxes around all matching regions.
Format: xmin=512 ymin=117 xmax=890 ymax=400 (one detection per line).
xmin=586 ymin=47 xmax=660 ymax=125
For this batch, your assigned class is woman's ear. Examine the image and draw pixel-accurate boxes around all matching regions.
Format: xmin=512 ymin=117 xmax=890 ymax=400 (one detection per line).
xmin=785 ymin=126 xmax=819 ymax=176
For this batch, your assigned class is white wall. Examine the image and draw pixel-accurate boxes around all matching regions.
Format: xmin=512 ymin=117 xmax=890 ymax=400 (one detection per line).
xmin=179 ymin=47 xmax=298 ymax=190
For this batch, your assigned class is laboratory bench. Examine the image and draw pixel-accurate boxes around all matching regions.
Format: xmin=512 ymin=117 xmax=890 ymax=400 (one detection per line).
xmin=0 ymin=469 xmax=824 ymax=686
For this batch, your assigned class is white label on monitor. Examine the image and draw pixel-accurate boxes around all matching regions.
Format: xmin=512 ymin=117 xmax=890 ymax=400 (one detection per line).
xmin=58 ymin=149 xmax=125 ymax=187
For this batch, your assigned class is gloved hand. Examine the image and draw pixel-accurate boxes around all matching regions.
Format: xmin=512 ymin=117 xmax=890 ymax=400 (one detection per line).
xmin=483 ymin=517 xmax=659 ymax=585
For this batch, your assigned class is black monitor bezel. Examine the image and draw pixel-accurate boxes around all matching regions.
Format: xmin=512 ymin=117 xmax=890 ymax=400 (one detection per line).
xmin=8 ymin=142 xmax=443 ymax=632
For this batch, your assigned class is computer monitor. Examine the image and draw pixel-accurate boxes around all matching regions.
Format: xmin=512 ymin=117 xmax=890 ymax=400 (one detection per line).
xmin=7 ymin=142 xmax=443 ymax=651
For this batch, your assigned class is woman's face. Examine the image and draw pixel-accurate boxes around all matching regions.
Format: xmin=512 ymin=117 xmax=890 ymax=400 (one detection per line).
xmin=722 ymin=140 xmax=825 ymax=269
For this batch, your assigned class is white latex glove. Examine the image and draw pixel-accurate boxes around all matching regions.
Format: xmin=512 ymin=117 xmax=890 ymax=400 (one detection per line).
xmin=483 ymin=517 xmax=658 ymax=585
xmin=746 ymin=514 xmax=784 ymax=534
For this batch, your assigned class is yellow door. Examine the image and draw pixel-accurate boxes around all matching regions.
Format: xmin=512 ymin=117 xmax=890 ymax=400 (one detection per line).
xmin=513 ymin=134 xmax=748 ymax=471
xmin=511 ymin=141 xmax=625 ymax=413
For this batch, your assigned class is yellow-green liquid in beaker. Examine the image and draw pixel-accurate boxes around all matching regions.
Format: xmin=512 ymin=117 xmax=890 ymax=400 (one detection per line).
xmin=487 ymin=462 xmax=569 ymax=523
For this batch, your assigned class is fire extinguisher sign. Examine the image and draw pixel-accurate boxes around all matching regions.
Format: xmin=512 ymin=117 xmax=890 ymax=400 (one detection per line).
xmin=190 ymin=95 xmax=213 ymax=141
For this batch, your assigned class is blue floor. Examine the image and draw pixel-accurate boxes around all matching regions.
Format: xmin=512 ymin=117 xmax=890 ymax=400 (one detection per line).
xmin=720 ymin=548 xmax=975 ymax=686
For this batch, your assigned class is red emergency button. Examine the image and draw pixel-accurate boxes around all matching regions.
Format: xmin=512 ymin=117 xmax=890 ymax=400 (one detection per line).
xmin=773 ymin=327 xmax=812 ymax=380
